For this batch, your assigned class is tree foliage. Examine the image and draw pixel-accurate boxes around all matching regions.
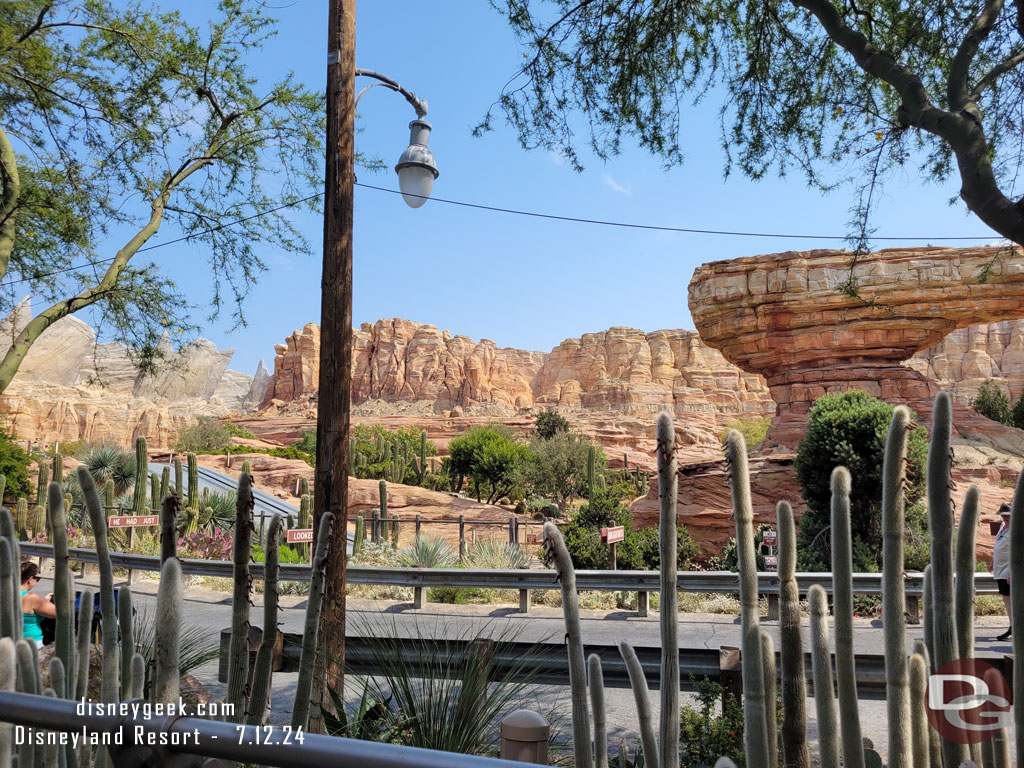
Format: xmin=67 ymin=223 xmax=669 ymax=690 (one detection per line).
xmin=0 ymin=0 xmax=324 ymax=390
xmin=533 ymin=408 xmax=570 ymax=440
xmin=0 ymin=428 xmax=30 ymax=499
xmin=970 ymin=378 xmax=1013 ymax=424
xmin=794 ymin=390 xmax=928 ymax=571
xmin=485 ymin=0 xmax=1024 ymax=252
xmin=522 ymin=430 xmax=603 ymax=510
xmin=447 ymin=425 xmax=530 ymax=503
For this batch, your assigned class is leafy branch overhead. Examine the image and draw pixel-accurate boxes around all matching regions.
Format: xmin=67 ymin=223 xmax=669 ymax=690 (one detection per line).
xmin=484 ymin=0 xmax=1024 ymax=249
xmin=0 ymin=0 xmax=325 ymax=389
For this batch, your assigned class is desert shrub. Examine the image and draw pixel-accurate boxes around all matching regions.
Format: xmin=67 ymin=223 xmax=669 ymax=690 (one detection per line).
xmin=794 ymin=390 xmax=928 ymax=571
xmin=533 ymin=408 xmax=570 ymax=439
xmin=522 ymin=432 xmax=604 ymax=510
xmin=293 ymin=428 xmax=316 ymax=454
xmin=174 ymin=417 xmax=231 ymax=453
xmin=464 ymin=539 xmax=530 ymax=569
xmin=718 ymin=416 xmax=771 ymax=453
xmin=223 ymin=421 xmax=256 ymax=440
xmin=177 ymin=528 xmax=232 ymax=560
xmin=397 ymin=536 xmax=458 ymax=568
xmin=0 ymin=429 xmax=33 ymax=501
xmin=970 ymin=379 xmax=1013 ymax=424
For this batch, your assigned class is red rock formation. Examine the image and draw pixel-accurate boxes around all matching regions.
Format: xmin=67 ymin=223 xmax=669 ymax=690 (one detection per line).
xmin=689 ymin=246 xmax=1024 ymax=448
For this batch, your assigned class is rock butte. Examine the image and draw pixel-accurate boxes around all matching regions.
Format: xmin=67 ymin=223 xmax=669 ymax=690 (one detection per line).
xmin=689 ymin=245 xmax=1024 ymax=450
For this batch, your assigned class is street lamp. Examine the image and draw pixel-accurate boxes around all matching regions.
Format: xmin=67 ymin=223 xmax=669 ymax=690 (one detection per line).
xmin=354 ymin=68 xmax=439 ymax=207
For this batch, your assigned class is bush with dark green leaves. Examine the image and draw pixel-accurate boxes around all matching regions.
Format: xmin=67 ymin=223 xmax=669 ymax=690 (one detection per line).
xmin=174 ymin=417 xmax=231 ymax=453
xmin=533 ymin=408 xmax=570 ymax=439
xmin=970 ymin=379 xmax=1013 ymax=425
xmin=0 ymin=429 xmax=31 ymax=501
xmin=447 ymin=425 xmax=530 ymax=503
xmin=794 ymin=390 xmax=928 ymax=571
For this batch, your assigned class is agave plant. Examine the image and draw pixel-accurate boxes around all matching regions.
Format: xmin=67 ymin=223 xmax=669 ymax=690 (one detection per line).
xmin=85 ymin=445 xmax=138 ymax=495
xmin=198 ymin=488 xmax=238 ymax=531
xmin=464 ymin=538 xmax=530 ymax=569
xmin=132 ymin=606 xmax=221 ymax=698
xmin=397 ymin=536 xmax=458 ymax=568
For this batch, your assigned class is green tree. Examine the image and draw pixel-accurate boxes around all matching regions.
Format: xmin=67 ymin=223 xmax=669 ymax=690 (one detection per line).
xmin=533 ymin=408 xmax=570 ymax=440
xmin=0 ymin=1 xmax=324 ymax=391
xmin=0 ymin=428 xmax=31 ymax=500
xmin=1012 ymin=391 xmax=1024 ymax=430
xmin=523 ymin=431 xmax=603 ymax=510
xmin=969 ymin=379 xmax=1012 ymax=424
xmin=794 ymin=390 xmax=928 ymax=571
xmin=447 ymin=425 xmax=530 ymax=503
xmin=174 ymin=417 xmax=231 ymax=453
xmin=485 ymin=2 xmax=1024 ymax=253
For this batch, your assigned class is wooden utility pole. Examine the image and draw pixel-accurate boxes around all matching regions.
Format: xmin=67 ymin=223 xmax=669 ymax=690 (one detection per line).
xmin=310 ymin=0 xmax=355 ymax=732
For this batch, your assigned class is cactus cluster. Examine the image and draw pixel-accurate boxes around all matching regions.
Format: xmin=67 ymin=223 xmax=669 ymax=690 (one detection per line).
xmin=547 ymin=393 xmax=1020 ymax=768
xmin=0 ymin=453 xmax=334 ymax=765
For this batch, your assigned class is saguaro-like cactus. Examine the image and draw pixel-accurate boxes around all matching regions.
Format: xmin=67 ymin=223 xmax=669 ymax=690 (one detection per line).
xmin=150 ymin=472 xmax=159 ymax=514
xmin=159 ymin=467 xmax=170 ymax=502
xmin=226 ymin=472 xmax=255 ymax=723
xmin=588 ymin=653 xmax=607 ymax=768
xmin=725 ymin=429 xmax=769 ymax=768
xmin=291 ymin=512 xmax=334 ymax=731
xmin=881 ymin=405 xmax=912 ymax=768
xmin=153 ymin=557 xmax=182 ymax=704
xmin=808 ymin=585 xmax=837 ymax=768
xmin=0 ymin=539 xmax=15 ymax=641
xmin=48 ymin=482 xmax=73 ymax=699
xmin=353 ymin=514 xmax=365 ymax=555
xmin=829 ymin=467 xmax=863 ymax=768
xmin=248 ymin=513 xmax=283 ymax=726
xmin=133 ymin=437 xmax=148 ymax=515
xmin=36 ymin=463 xmax=48 ymax=506
xmin=79 ymin=466 xmax=119 ymax=705
xmin=619 ymin=640 xmax=658 ymax=768
xmin=544 ymin=521 xmax=592 ymax=768
xmin=174 ymin=457 xmax=183 ymax=500
xmin=656 ymin=411 xmax=679 ymax=768
xmin=187 ymin=453 xmax=199 ymax=512
xmin=14 ymin=498 xmax=27 ymax=540
xmin=52 ymin=453 xmax=62 ymax=485
xmin=777 ymin=500 xmax=809 ymax=768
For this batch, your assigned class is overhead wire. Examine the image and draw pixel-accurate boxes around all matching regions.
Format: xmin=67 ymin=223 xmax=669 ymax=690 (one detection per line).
xmin=0 ymin=183 xmax=1000 ymax=288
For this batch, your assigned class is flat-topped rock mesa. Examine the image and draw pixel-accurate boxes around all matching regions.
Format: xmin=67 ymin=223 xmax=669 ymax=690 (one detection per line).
xmin=689 ymin=245 xmax=1024 ymax=449
xmin=0 ymin=299 xmax=264 ymax=448
xmin=259 ymin=318 xmax=776 ymax=457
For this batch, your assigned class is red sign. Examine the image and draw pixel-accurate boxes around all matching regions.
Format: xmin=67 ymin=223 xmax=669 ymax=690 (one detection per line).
xmin=107 ymin=515 xmax=158 ymax=528
xmin=762 ymin=530 xmax=777 ymax=547
xmin=286 ymin=528 xmax=314 ymax=544
xmin=601 ymin=526 xmax=625 ymax=544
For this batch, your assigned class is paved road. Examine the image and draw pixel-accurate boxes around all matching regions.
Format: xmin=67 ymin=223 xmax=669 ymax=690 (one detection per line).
xmin=41 ymin=572 xmax=1018 ymax=761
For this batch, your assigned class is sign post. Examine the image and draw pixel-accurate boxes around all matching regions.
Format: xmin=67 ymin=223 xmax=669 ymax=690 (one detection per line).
xmin=601 ymin=526 xmax=625 ymax=570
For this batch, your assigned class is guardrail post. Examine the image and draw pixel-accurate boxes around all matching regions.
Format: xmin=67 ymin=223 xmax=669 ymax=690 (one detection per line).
xmin=371 ymin=509 xmax=379 ymax=542
xmin=415 ymin=514 xmax=421 ymax=543
xmin=767 ymin=593 xmax=780 ymax=621
xmin=414 ymin=585 xmax=425 ymax=609
xmin=637 ymin=591 xmax=649 ymax=618
xmin=459 ymin=515 xmax=466 ymax=560
xmin=719 ymin=645 xmax=742 ymax=710
xmin=501 ymin=710 xmax=549 ymax=764
xmin=519 ymin=588 xmax=531 ymax=613
xmin=508 ymin=518 xmax=515 ymax=544
xmin=906 ymin=594 xmax=920 ymax=624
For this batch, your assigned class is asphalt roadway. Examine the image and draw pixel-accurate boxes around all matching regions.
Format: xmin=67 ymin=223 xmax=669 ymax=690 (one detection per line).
xmin=34 ymin=570 xmax=1019 ymax=764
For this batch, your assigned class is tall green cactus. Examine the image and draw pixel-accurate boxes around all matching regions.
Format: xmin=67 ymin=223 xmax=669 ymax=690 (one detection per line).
xmin=225 ymin=471 xmax=254 ymax=723
xmin=725 ymin=429 xmax=769 ymax=768
xmin=829 ymin=467 xmax=863 ymax=768
xmin=543 ymin=521 xmax=592 ymax=768
xmin=36 ymin=462 xmax=48 ymax=506
xmin=241 ymin=460 xmax=251 ymax=474
xmin=248 ymin=514 xmax=282 ymax=726
xmin=927 ymin=393 xmax=968 ymax=768
xmin=881 ymin=405 xmax=912 ymax=768
xmin=300 ymin=476 xmax=309 ymax=497
xmin=159 ymin=466 xmax=170 ymax=502
xmin=133 ymin=437 xmax=148 ymax=515
xmin=777 ymin=500 xmax=809 ymax=768
xmin=187 ymin=453 xmax=199 ymax=512
xmin=353 ymin=514 xmax=365 ymax=555
xmin=379 ymin=479 xmax=388 ymax=536
xmin=808 ymin=585 xmax=838 ymax=768
xmin=79 ymin=466 xmax=120 ymax=706
xmin=656 ymin=412 xmax=679 ymax=768
xmin=150 ymin=472 xmax=159 ymax=513
xmin=49 ymin=482 xmax=73 ymax=700
xmin=588 ymin=654 xmax=607 ymax=768
xmin=0 ymin=510 xmax=19 ymax=643
xmin=52 ymin=453 xmax=62 ymax=485
xmin=174 ymin=457 xmax=183 ymax=500
xmin=587 ymin=444 xmax=597 ymax=501
xmin=291 ymin=512 xmax=334 ymax=731
xmin=15 ymin=498 xmax=27 ymax=540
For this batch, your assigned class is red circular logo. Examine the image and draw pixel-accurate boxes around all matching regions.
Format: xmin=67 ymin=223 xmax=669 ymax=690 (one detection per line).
xmin=925 ymin=659 xmax=1012 ymax=744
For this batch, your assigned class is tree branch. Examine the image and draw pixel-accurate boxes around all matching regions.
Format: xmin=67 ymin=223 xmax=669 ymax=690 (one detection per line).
xmin=948 ymin=0 xmax=1004 ymax=114
xmin=16 ymin=4 xmax=53 ymax=43
xmin=971 ymin=48 xmax=1024 ymax=101
xmin=0 ymin=127 xmax=20 ymax=282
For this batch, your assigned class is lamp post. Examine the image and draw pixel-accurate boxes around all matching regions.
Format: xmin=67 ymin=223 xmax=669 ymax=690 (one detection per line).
xmin=312 ymin=0 xmax=438 ymax=731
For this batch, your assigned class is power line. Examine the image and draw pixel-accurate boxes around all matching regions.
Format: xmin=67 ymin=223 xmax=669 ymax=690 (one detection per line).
xmin=0 ymin=183 xmax=1001 ymax=288
xmin=355 ymin=182 xmax=997 ymax=242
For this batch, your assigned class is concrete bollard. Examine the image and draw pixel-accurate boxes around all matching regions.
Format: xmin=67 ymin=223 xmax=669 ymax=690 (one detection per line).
xmin=500 ymin=710 xmax=549 ymax=764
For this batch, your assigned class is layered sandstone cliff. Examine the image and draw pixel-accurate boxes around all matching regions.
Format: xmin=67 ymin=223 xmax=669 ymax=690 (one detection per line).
xmin=0 ymin=300 xmax=262 ymax=449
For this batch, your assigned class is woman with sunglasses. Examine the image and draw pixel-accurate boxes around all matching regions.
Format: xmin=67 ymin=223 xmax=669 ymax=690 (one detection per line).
xmin=20 ymin=561 xmax=55 ymax=646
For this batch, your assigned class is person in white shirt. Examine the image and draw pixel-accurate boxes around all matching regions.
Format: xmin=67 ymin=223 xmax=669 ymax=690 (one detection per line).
xmin=992 ymin=502 xmax=1012 ymax=641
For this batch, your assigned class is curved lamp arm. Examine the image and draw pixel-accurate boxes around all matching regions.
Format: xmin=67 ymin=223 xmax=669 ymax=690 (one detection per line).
xmin=355 ymin=68 xmax=428 ymax=118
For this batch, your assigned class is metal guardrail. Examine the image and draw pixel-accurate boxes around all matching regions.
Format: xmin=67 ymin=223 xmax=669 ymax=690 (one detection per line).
xmin=19 ymin=542 xmax=1000 ymax=619
xmin=0 ymin=690 xmax=545 ymax=768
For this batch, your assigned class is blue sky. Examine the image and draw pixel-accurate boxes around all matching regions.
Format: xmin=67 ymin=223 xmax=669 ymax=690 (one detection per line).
xmin=111 ymin=2 xmax=998 ymax=375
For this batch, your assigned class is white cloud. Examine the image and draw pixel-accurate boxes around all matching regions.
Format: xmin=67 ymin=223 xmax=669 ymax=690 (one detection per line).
xmin=602 ymin=174 xmax=633 ymax=196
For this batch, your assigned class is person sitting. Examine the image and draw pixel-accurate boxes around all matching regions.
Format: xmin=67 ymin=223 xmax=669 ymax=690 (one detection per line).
xmin=20 ymin=562 xmax=55 ymax=646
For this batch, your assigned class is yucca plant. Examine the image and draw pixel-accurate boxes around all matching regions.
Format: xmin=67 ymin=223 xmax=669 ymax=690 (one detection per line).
xmin=342 ymin=615 xmax=553 ymax=754
xmin=132 ymin=606 xmax=221 ymax=697
xmin=398 ymin=536 xmax=458 ymax=568
xmin=85 ymin=445 xmax=137 ymax=496
xmin=197 ymin=488 xmax=238 ymax=532
xmin=464 ymin=538 xmax=530 ymax=569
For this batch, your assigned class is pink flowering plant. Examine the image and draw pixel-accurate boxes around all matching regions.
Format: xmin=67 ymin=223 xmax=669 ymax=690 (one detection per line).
xmin=178 ymin=528 xmax=233 ymax=560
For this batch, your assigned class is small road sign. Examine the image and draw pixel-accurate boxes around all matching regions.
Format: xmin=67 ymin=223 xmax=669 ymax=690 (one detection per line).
xmin=762 ymin=530 xmax=777 ymax=547
xmin=107 ymin=515 xmax=158 ymax=528
xmin=764 ymin=555 xmax=778 ymax=571
xmin=601 ymin=526 xmax=625 ymax=544
xmin=286 ymin=528 xmax=314 ymax=544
